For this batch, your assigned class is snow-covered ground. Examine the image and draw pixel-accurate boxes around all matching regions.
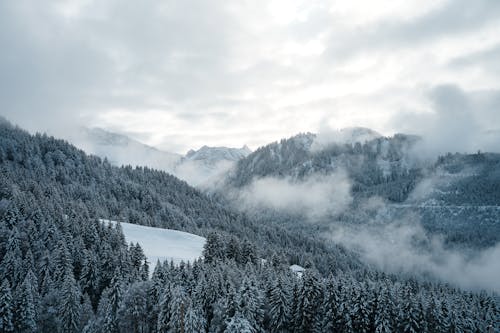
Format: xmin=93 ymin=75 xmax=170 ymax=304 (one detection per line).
xmin=102 ymin=220 xmax=206 ymax=272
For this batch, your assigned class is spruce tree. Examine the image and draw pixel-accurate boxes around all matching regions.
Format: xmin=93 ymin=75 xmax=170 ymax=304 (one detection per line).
xmin=268 ymin=277 xmax=290 ymax=333
xmin=225 ymin=313 xmax=256 ymax=333
xmin=0 ymin=279 xmax=13 ymax=333
xmin=13 ymin=272 xmax=37 ymax=333
xmin=58 ymin=269 xmax=82 ymax=333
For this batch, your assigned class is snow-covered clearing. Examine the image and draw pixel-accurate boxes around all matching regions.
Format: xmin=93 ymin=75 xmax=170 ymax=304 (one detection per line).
xmin=102 ymin=220 xmax=206 ymax=272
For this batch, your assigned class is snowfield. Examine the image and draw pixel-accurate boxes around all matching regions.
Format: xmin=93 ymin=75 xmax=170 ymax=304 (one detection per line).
xmin=102 ymin=220 xmax=206 ymax=272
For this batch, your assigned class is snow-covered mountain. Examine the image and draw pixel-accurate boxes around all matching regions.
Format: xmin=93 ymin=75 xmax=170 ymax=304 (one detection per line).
xmin=185 ymin=145 xmax=251 ymax=164
xmin=311 ymin=127 xmax=382 ymax=150
xmin=176 ymin=145 xmax=252 ymax=187
xmin=72 ymin=127 xmax=181 ymax=172
xmin=70 ymin=127 xmax=251 ymax=187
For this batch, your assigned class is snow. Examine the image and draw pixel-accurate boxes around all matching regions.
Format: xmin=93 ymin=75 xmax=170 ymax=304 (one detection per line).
xmin=290 ymin=264 xmax=305 ymax=277
xmin=101 ymin=220 xmax=206 ymax=272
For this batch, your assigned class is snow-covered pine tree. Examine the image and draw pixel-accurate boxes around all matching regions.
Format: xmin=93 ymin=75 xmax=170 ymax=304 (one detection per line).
xmin=13 ymin=271 xmax=37 ymax=333
xmin=101 ymin=269 xmax=123 ymax=333
xmin=167 ymin=285 xmax=188 ymax=333
xmin=203 ymin=232 xmax=223 ymax=264
xmin=398 ymin=285 xmax=419 ymax=333
xmin=321 ymin=277 xmax=339 ymax=332
xmin=117 ymin=281 xmax=150 ymax=333
xmin=0 ymin=228 xmax=22 ymax=287
xmin=268 ymin=277 xmax=290 ymax=332
xmin=184 ymin=303 xmax=206 ymax=333
xmin=296 ymin=270 xmax=323 ymax=333
xmin=225 ymin=313 xmax=256 ymax=333
xmin=237 ymin=278 xmax=264 ymax=330
xmin=0 ymin=279 xmax=13 ymax=332
xmin=156 ymin=286 xmax=172 ymax=333
xmin=58 ymin=269 xmax=82 ymax=333
xmin=351 ymin=282 xmax=372 ymax=333
xmin=374 ymin=285 xmax=393 ymax=333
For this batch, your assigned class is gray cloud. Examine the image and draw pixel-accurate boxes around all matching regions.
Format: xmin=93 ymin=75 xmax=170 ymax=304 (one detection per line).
xmin=324 ymin=0 xmax=500 ymax=60
xmin=0 ymin=0 xmax=499 ymax=152
xmin=391 ymin=84 xmax=500 ymax=157
xmin=450 ymin=43 xmax=500 ymax=75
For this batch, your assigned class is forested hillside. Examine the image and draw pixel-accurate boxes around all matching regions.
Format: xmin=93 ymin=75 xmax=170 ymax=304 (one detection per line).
xmin=225 ymin=133 xmax=500 ymax=248
xmin=0 ymin=121 xmax=498 ymax=332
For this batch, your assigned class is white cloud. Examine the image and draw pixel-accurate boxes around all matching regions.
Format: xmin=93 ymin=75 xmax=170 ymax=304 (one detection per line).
xmin=238 ymin=172 xmax=352 ymax=219
xmin=0 ymin=0 xmax=499 ymax=152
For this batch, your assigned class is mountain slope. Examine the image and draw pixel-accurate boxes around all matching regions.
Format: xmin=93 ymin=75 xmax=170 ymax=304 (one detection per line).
xmin=224 ymin=131 xmax=500 ymax=248
xmin=0 ymin=120 xmax=357 ymax=273
xmin=71 ymin=127 xmax=251 ymax=187
xmin=73 ymin=127 xmax=181 ymax=172
xmin=0 ymin=119 xmax=497 ymax=332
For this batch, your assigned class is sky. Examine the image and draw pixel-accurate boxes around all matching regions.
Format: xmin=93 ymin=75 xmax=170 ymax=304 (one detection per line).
xmin=1 ymin=0 xmax=500 ymax=154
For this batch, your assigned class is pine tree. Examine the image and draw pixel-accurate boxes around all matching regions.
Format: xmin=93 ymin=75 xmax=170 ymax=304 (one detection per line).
xmin=79 ymin=250 xmax=100 ymax=308
xmin=237 ymin=278 xmax=264 ymax=330
xmin=102 ymin=270 xmax=123 ymax=333
xmin=351 ymin=284 xmax=372 ymax=333
xmin=225 ymin=313 xmax=256 ymax=333
xmin=0 ymin=228 xmax=22 ymax=287
xmin=168 ymin=286 xmax=188 ymax=333
xmin=297 ymin=270 xmax=323 ymax=333
xmin=157 ymin=287 xmax=172 ymax=333
xmin=0 ymin=279 xmax=14 ymax=333
xmin=117 ymin=281 xmax=150 ymax=333
xmin=374 ymin=286 xmax=393 ymax=333
xmin=184 ymin=304 xmax=206 ymax=333
xmin=268 ymin=277 xmax=290 ymax=333
xmin=13 ymin=272 xmax=37 ymax=333
xmin=203 ymin=232 xmax=223 ymax=264
xmin=321 ymin=278 xmax=339 ymax=332
xmin=58 ymin=270 xmax=82 ymax=333
xmin=398 ymin=286 xmax=419 ymax=333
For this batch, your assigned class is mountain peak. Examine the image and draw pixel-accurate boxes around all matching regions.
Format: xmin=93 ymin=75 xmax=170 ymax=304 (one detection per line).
xmin=184 ymin=145 xmax=252 ymax=162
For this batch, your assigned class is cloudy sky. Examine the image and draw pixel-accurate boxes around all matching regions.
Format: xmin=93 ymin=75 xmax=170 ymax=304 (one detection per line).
xmin=1 ymin=0 xmax=499 ymax=153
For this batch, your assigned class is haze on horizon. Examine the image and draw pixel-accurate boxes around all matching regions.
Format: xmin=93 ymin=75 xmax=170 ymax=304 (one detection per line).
xmin=1 ymin=0 xmax=500 ymax=154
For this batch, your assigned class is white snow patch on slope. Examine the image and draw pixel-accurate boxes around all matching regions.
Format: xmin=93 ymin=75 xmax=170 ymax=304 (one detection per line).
xmin=102 ymin=220 xmax=205 ymax=272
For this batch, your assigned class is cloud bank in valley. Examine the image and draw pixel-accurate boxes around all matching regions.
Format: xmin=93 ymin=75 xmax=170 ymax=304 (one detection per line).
xmin=328 ymin=210 xmax=500 ymax=293
xmin=238 ymin=171 xmax=352 ymax=219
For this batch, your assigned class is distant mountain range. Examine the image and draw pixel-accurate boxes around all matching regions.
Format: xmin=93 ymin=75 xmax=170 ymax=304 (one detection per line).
xmin=35 ymin=122 xmax=500 ymax=248
xmin=72 ymin=127 xmax=251 ymax=186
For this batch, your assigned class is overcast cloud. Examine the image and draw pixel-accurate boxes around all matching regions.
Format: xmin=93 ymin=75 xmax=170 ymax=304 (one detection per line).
xmin=1 ymin=0 xmax=500 ymax=153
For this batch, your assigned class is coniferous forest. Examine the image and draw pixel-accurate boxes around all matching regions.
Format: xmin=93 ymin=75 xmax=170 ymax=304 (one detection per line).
xmin=0 ymin=120 xmax=498 ymax=332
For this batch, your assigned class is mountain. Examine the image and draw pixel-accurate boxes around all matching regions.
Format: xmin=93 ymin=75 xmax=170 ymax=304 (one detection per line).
xmin=176 ymin=145 xmax=252 ymax=187
xmin=0 ymin=120 xmax=497 ymax=332
xmin=71 ymin=127 xmax=251 ymax=187
xmin=185 ymin=145 xmax=251 ymax=163
xmin=73 ymin=127 xmax=181 ymax=172
xmin=223 ymin=131 xmax=500 ymax=248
